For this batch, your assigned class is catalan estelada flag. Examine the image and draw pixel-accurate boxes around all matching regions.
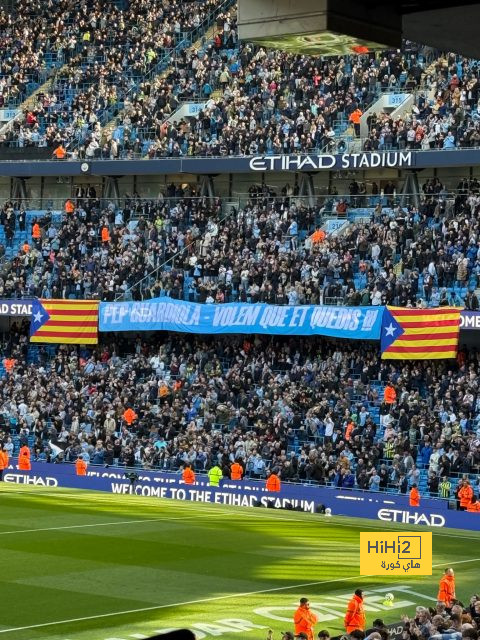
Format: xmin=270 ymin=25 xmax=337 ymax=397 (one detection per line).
xmin=381 ymin=306 xmax=462 ymax=360
xmin=29 ymin=299 xmax=99 ymax=345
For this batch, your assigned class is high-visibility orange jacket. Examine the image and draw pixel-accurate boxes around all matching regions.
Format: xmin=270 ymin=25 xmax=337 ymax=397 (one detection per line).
xmin=0 ymin=450 xmax=9 ymax=470
xmin=182 ymin=468 xmax=196 ymax=485
xmin=123 ymin=408 xmax=137 ymax=425
xmin=467 ymin=502 xmax=480 ymax=512
xmin=344 ymin=594 xmax=366 ymax=633
xmin=437 ymin=574 xmax=455 ymax=607
xmin=345 ymin=421 xmax=354 ymax=441
xmin=294 ymin=606 xmax=318 ymax=640
xmin=3 ymin=358 xmax=15 ymax=373
xmin=459 ymin=484 xmax=474 ymax=508
xmin=18 ymin=446 xmax=31 ymax=471
xmin=75 ymin=459 xmax=87 ymax=476
xmin=311 ymin=229 xmax=326 ymax=244
xmin=230 ymin=462 xmax=243 ymax=480
xmin=409 ymin=487 xmax=420 ymax=507
xmin=384 ymin=385 xmax=396 ymax=404
xmin=32 ymin=223 xmax=41 ymax=239
xmin=349 ymin=109 xmax=362 ymax=124
xmin=65 ymin=199 xmax=75 ymax=213
xmin=54 ymin=145 xmax=66 ymax=159
xmin=266 ymin=474 xmax=281 ymax=492
xmin=101 ymin=226 xmax=110 ymax=243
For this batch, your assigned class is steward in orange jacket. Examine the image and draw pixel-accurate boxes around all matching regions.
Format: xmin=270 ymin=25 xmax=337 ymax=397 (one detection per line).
xmin=101 ymin=226 xmax=110 ymax=243
xmin=459 ymin=481 xmax=474 ymax=510
xmin=3 ymin=357 xmax=15 ymax=374
xmin=0 ymin=448 xmax=8 ymax=479
xmin=64 ymin=199 xmax=75 ymax=213
xmin=75 ymin=457 xmax=87 ymax=476
xmin=344 ymin=589 xmax=366 ymax=633
xmin=230 ymin=461 xmax=243 ymax=480
xmin=437 ymin=568 xmax=455 ymax=607
xmin=409 ymin=484 xmax=420 ymax=507
xmin=294 ymin=598 xmax=318 ymax=640
xmin=123 ymin=407 xmax=137 ymax=426
xmin=384 ymin=384 xmax=396 ymax=404
xmin=182 ymin=465 xmax=196 ymax=485
xmin=18 ymin=445 xmax=31 ymax=471
xmin=32 ymin=222 xmax=41 ymax=240
xmin=266 ymin=472 xmax=281 ymax=492
xmin=467 ymin=496 xmax=480 ymax=512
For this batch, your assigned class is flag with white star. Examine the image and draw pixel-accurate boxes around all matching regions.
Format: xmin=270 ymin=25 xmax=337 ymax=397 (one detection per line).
xmin=381 ymin=306 xmax=461 ymax=360
xmin=29 ymin=299 xmax=99 ymax=344
xmin=380 ymin=307 xmax=404 ymax=353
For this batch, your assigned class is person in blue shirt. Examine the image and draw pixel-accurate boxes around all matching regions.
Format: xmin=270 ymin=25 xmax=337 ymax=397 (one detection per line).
xmin=443 ymin=132 xmax=456 ymax=149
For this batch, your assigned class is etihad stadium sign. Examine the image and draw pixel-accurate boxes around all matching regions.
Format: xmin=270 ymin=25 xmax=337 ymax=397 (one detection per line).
xmin=249 ymin=151 xmax=413 ymax=171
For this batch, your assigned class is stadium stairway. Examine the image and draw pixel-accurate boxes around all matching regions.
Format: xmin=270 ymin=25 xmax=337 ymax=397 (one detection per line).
xmin=0 ymin=57 xmax=68 ymax=140
xmin=100 ymin=0 xmax=236 ymax=148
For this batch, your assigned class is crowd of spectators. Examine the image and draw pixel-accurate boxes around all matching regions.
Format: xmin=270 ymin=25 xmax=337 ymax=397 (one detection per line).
xmin=402 ymin=598 xmax=480 ymax=640
xmin=1 ymin=176 xmax=480 ymax=307
xmin=0 ymin=0 xmax=226 ymax=150
xmin=0 ymin=193 xmax=222 ymax=300
xmin=138 ymin=38 xmax=428 ymax=158
xmin=363 ymin=54 xmax=480 ymax=152
xmin=1 ymin=331 xmax=479 ymax=501
xmin=3 ymin=0 xmax=480 ymax=156
xmin=0 ymin=0 xmax=78 ymax=108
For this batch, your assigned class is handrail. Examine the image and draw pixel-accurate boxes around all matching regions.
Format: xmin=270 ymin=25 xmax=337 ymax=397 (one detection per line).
xmin=115 ymin=201 xmax=234 ymax=301
xmin=2 ymin=142 xmax=480 ymax=160
xmin=0 ymin=191 xmax=465 ymax=211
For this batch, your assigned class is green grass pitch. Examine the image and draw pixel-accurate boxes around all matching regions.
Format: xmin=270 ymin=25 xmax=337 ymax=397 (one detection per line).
xmin=0 ymin=484 xmax=478 ymax=640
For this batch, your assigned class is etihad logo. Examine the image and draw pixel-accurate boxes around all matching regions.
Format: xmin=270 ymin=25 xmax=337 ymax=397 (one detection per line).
xmin=377 ymin=508 xmax=446 ymax=527
xmin=249 ymin=151 xmax=413 ymax=171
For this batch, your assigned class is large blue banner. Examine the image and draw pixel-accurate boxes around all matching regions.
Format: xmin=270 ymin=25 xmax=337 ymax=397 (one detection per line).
xmin=99 ymin=299 xmax=383 ymax=339
xmin=3 ymin=462 xmax=480 ymax=531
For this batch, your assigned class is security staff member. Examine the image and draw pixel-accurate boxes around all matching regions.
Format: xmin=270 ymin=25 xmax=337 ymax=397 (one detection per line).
xmin=266 ymin=471 xmax=281 ymax=492
xmin=75 ymin=455 xmax=87 ymax=476
xmin=18 ymin=445 xmax=31 ymax=471
xmin=230 ymin=459 xmax=243 ymax=481
xmin=437 ymin=568 xmax=456 ymax=607
xmin=207 ymin=464 xmax=223 ymax=487
xmin=0 ymin=446 xmax=8 ymax=480
xmin=439 ymin=477 xmax=451 ymax=499
xmin=409 ymin=484 xmax=420 ymax=507
xmin=344 ymin=589 xmax=366 ymax=634
xmin=182 ymin=464 xmax=196 ymax=485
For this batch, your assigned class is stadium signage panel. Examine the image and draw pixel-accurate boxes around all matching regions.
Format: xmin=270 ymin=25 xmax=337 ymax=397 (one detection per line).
xmin=249 ymin=151 xmax=413 ymax=171
xmin=377 ymin=508 xmax=446 ymax=527
xmin=99 ymin=299 xmax=383 ymax=339
xmin=5 ymin=149 xmax=480 ymax=175
xmin=4 ymin=463 xmax=480 ymax=532
xmin=0 ymin=299 xmax=33 ymax=316
xmin=460 ymin=311 xmax=480 ymax=330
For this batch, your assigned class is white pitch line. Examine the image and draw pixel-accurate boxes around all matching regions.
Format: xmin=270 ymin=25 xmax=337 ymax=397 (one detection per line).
xmin=0 ymin=513 xmax=237 ymax=536
xmin=1 ymin=488 xmax=480 ymax=541
xmin=0 ymin=557 xmax=479 ymax=635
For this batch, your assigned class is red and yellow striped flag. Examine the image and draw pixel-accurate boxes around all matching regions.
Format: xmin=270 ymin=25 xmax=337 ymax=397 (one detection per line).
xmin=380 ymin=306 xmax=462 ymax=360
xmin=29 ymin=299 xmax=99 ymax=345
